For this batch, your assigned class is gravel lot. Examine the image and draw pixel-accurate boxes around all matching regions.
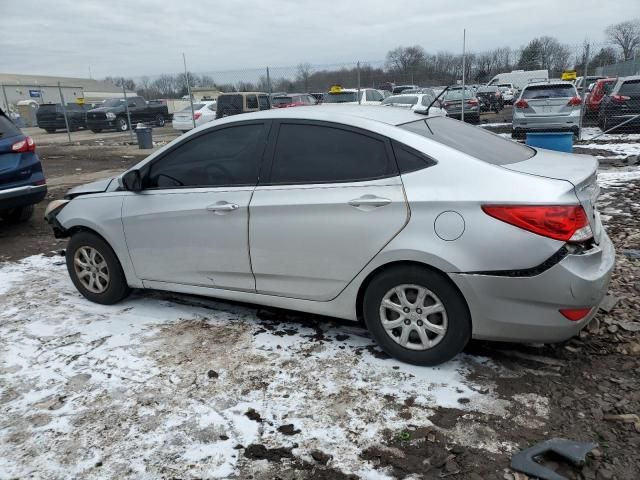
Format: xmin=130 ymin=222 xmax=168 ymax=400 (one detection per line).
xmin=1 ymin=121 xmax=639 ymax=479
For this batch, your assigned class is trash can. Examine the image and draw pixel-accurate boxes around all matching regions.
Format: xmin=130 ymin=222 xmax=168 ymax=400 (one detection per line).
xmin=135 ymin=123 xmax=153 ymax=149
xmin=525 ymin=132 xmax=573 ymax=153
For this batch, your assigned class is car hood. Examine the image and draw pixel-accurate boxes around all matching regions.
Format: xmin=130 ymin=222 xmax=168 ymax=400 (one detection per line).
xmin=66 ymin=177 xmax=115 ymax=198
xmin=87 ymin=107 xmax=114 ymax=113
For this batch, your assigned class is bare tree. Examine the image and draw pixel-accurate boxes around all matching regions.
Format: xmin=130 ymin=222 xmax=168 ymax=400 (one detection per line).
xmin=606 ymin=19 xmax=640 ymax=61
xmin=386 ymin=46 xmax=426 ymax=74
xmin=296 ymin=63 xmax=312 ymax=92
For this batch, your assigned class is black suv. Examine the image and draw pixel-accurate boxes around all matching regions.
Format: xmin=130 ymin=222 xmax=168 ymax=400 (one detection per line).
xmin=36 ymin=103 xmax=88 ymax=133
xmin=599 ymin=76 xmax=640 ymax=133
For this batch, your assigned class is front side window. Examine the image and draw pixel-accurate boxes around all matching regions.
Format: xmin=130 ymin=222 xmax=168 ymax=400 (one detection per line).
xmin=270 ymin=123 xmax=395 ymax=184
xmin=146 ymin=123 xmax=265 ymax=189
xmin=246 ymin=94 xmax=258 ymax=109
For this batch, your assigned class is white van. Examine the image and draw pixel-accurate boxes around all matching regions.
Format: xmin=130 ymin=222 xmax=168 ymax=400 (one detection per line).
xmin=487 ymin=70 xmax=549 ymax=91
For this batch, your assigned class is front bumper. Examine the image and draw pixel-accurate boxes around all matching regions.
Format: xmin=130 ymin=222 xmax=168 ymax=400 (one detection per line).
xmin=451 ymin=233 xmax=615 ymax=343
xmin=0 ymin=184 xmax=47 ymax=210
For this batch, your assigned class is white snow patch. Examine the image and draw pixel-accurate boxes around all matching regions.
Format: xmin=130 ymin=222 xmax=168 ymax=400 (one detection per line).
xmin=580 ymin=127 xmax=640 ymax=141
xmin=598 ymin=168 xmax=640 ymax=188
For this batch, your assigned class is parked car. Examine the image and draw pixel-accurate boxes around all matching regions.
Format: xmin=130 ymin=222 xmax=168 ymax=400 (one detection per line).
xmin=172 ymin=101 xmax=217 ymax=133
xmin=392 ymin=85 xmax=420 ymax=95
xmin=440 ymin=87 xmax=480 ymax=124
xmin=585 ymin=78 xmax=616 ymax=117
xmin=512 ymin=81 xmax=582 ymax=138
xmin=36 ymin=103 xmax=87 ymax=133
xmin=216 ymin=92 xmax=271 ymax=119
xmin=310 ymin=93 xmax=325 ymax=104
xmin=497 ymin=84 xmax=515 ymax=104
xmin=44 ymin=105 xmax=613 ymax=366
xmin=475 ymin=86 xmax=504 ymax=113
xmin=1 ymin=108 xmax=46 ymax=224
xmin=599 ymin=76 xmax=640 ymax=133
xmin=323 ymin=86 xmax=385 ymax=105
xmin=86 ymin=97 xmax=169 ymax=132
xmin=381 ymin=93 xmax=447 ymax=116
xmin=575 ymin=76 xmax=606 ymax=95
xmin=272 ymin=94 xmax=318 ymax=108
xmin=488 ymin=70 xmax=549 ymax=91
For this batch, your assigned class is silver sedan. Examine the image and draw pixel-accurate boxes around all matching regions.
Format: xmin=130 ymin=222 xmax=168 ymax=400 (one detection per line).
xmin=45 ymin=106 xmax=614 ymax=366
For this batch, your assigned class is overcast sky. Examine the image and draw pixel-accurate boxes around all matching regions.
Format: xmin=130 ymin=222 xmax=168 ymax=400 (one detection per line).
xmin=0 ymin=0 xmax=635 ymax=80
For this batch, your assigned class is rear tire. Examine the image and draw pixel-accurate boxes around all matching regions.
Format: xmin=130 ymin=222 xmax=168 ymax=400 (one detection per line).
xmin=116 ymin=117 xmax=129 ymax=131
xmin=66 ymin=231 xmax=131 ymax=305
xmin=155 ymin=114 xmax=165 ymax=127
xmin=1 ymin=205 xmax=34 ymax=224
xmin=91 ymin=129 xmax=102 ymax=133
xmin=45 ymin=128 xmax=56 ymax=134
xmin=363 ymin=265 xmax=471 ymax=366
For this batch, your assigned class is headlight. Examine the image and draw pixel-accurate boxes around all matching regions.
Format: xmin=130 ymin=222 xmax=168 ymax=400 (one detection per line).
xmin=106 ymin=112 xmax=116 ymax=120
xmin=44 ymin=199 xmax=69 ymax=222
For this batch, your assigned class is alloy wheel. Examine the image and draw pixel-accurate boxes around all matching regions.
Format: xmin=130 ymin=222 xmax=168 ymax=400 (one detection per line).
xmin=73 ymin=246 xmax=110 ymax=294
xmin=379 ymin=284 xmax=448 ymax=351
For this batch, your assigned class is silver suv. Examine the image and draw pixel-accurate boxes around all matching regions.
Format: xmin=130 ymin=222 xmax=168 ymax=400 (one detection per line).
xmin=512 ymin=81 xmax=582 ymax=138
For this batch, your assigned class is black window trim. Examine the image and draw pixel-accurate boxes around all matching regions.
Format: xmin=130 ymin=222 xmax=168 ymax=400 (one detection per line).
xmin=391 ymin=140 xmax=437 ymax=174
xmin=258 ymin=119 xmax=399 ymax=187
xmin=139 ymin=119 xmax=272 ymax=191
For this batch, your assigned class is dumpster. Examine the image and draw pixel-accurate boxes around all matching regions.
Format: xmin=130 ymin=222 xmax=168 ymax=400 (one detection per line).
xmin=525 ymin=132 xmax=573 ymax=153
xmin=135 ymin=123 xmax=153 ymax=149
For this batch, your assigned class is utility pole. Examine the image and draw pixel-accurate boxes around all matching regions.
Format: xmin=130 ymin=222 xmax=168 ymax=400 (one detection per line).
xmin=461 ymin=29 xmax=466 ymax=123
xmin=183 ymin=53 xmax=196 ymax=129
xmin=57 ymin=82 xmax=72 ymax=144
xmin=579 ymin=42 xmax=590 ymax=139
xmin=122 ymin=82 xmax=134 ymax=141
xmin=357 ymin=61 xmax=361 ymax=104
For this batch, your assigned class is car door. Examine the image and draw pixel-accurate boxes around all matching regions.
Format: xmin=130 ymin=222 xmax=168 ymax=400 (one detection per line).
xmin=249 ymin=121 xmax=408 ymax=301
xmin=121 ymin=121 xmax=269 ymax=290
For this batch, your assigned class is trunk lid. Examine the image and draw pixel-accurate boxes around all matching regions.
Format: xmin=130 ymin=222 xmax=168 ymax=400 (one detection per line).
xmin=501 ymin=149 xmax=601 ymax=243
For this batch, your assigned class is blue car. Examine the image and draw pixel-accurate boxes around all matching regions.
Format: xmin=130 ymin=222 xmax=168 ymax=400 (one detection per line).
xmin=0 ymin=109 xmax=47 ymax=223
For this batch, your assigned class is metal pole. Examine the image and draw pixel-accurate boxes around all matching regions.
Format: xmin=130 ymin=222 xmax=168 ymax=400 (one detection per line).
xmin=183 ymin=53 xmax=196 ymax=129
xmin=266 ymin=67 xmax=272 ymax=95
xmin=461 ymin=29 xmax=466 ymax=122
xmin=1 ymin=84 xmax=9 ymax=114
xmin=578 ymin=42 xmax=590 ymax=139
xmin=122 ymin=82 xmax=134 ymax=141
xmin=357 ymin=61 xmax=361 ymax=105
xmin=57 ymin=82 xmax=72 ymax=144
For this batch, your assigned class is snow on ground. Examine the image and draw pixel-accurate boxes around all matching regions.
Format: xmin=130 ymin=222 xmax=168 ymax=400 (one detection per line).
xmin=577 ymin=142 xmax=640 ymax=159
xmin=0 ymin=256 xmax=545 ymax=479
xmin=580 ymin=127 xmax=640 ymax=142
xmin=598 ymin=167 xmax=640 ymax=188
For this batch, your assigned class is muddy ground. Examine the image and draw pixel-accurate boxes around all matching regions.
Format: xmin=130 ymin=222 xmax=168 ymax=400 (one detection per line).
xmin=1 ymin=120 xmax=639 ymax=479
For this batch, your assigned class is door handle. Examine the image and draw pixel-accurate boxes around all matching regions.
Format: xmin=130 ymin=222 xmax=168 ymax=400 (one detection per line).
xmin=348 ymin=195 xmax=392 ymax=208
xmin=206 ymin=201 xmax=239 ymax=213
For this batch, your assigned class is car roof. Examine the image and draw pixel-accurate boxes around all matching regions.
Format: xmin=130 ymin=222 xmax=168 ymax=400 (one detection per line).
xmin=218 ymin=104 xmax=424 ymax=126
xmin=219 ymin=92 xmax=267 ymax=95
xmin=524 ymin=81 xmax=575 ymax=88
xmin=619 ymin=75 xmax=640 ymax=82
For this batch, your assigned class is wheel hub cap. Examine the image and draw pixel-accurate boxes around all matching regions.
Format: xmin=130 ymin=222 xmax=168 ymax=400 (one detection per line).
xmin=73 ymin=246 xmax=110 ymax=294
xmin=379 ymin=284 xmax=448 ymax=351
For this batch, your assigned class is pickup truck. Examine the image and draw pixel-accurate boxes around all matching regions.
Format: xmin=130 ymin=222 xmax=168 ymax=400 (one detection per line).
xmin=86 ymin=96 xmax=169 ymax=132
xmin=36 ymin=103 xmax=88 ymax=133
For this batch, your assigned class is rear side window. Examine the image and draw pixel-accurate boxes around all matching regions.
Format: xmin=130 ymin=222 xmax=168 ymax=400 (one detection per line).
xmin=246 ymin=95 xmax=258 ymax=109
xmin=619 ymin=80 xmax=640 ymax=96
xmin=400 ymin=117 xmax=535 ymax=165
xmin=216 ymin=95 xmax=243 ymax=117
xmin=0 ymin=114 xmax=21 ymax=138
xmin=258 ymin=95 xmax=270 ymax=109
xmin=393 ymin=141 xmax=435 ymax=173
xmin=270 ymin=123 xmax=395 ymax=184
xmin=522 ymin=85 xmax=576 ymax=99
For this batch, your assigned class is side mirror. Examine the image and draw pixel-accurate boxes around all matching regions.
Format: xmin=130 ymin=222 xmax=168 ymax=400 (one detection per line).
xmin=120 ymin=170 xmax=142 ymax=192
xmin=128 ymin=102 xmax=136 ymax=107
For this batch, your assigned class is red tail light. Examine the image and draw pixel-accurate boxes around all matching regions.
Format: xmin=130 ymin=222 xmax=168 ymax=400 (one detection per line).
xmin=514 ymin=99 xmax=529 ymax=109
xmin=193 ymin=112 xmax=202 ymax=120
xmin=567 ymin=96 xmax=582 ymax=106
xmin=611 ymin=95 xmax=630 ymax=103
xmin=559 ymin=308 xmax=592 ymax=321
xmin=441 ymin=101 xmax=449 ymax=108
xmin=11 ymin=136 xmax=36 ymax=153
xmin=481 ymin=205 xmax=593 ymax=242
xmin=466 ymin=99 xmax=478 ymax=106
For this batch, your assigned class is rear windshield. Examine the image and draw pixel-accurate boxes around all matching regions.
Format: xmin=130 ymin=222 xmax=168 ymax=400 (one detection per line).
xmin=324 ymin=92 xmax=359 ymax=103
xmin=477 ymin=87 xmax=498 ymax=93
xmin=444 ymin=89 xmax=474 ymax=101
xmin=0 ymin=114 xmax=21 ymax=139
xmin=216 ymin=95 xmax=243 ymax=115
xmin=399 ymin=117 xmax=535 ymax=165
xmin=272 ymin=96 xmax=294 ymax=105
xmin=522 ymin=84 xmax=575 ymax=99
xmin=179 ymin=103 xmax=205 ymax=112
xmin=619 ymin=80 xmax=640 ymax=96
xmin=382 ymin=95 xmax=418 ymax=106
xmin=38 ymin=104 xmax=60 ymax=113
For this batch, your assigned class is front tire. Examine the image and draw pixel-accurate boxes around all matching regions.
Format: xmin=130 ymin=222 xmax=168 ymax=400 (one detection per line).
xmin=45 ymin=128 xmax=56 ymax=134
xmin=116 ymin=117 xmax=129 ymax=131
xmin=155 ymin=113 xmax=165 ymax=127
xmin=363 ymin=265 xmax=471 ymax=366
xmin=66 ymin=231 xmax=131 ymax=304
xmin=91 ymin=128 xmax=102 ymax=133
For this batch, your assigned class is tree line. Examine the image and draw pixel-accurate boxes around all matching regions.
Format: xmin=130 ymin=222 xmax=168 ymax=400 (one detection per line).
xmin=108 ymin=19 xmax=639 ymax=99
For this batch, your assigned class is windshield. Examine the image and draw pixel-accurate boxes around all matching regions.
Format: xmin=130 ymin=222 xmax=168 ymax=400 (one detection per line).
xmin=522 ymin=85 xmax=575 ymax=99
xmin=619 ymin=80 xmax=640 ymax=96
xmin=399 ymin=117 xmax=535 ymax=165
xmin=324 ymin=91 xmax=359 ymax=103
xmin=0 ymin=114 xmax=21 ymax=138
xmin=382 ymin=95 xmax=419 ymax=106
xmin=444 ymin=89 xmax=474 ymax=101
xmin=102 ymin=99 xmax=125 ymax=107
